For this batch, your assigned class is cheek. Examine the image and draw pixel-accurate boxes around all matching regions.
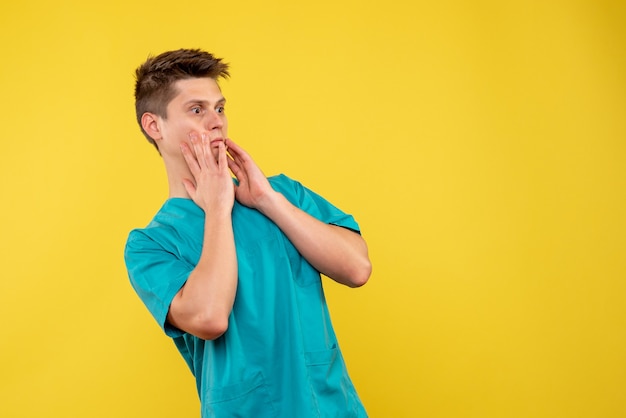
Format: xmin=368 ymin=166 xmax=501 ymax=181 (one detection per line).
xmin=172 ymin=120 xmax=198 ymax=139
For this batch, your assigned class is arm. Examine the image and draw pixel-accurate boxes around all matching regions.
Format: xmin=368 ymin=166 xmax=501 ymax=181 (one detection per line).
xmin=226 ymin=138 xmax=372 ymax=288
xmin=167 ymin=135 xmax=238 ymax=340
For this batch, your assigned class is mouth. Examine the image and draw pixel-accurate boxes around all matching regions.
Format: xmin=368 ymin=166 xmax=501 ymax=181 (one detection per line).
xmin=188 ymin=132 xmax=225 ymax=145
xmin=209 ymin=138 xmax=225 ymax=147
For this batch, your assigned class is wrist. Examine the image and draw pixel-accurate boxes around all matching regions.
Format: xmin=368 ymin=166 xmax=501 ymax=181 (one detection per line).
xmin=203 ymin=199 xmax=234 ymax=219
xmin=255 ymin=190 xmax=284 ymax=217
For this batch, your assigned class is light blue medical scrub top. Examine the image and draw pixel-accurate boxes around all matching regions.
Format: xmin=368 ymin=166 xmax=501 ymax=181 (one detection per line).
xmin=125 ymin=174 xmax=368 ymax=418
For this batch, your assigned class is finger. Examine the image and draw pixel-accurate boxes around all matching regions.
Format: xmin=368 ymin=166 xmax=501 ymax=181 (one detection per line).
xmin=181 ymin=178 xmax=197 ymax=197
xmin=227 ymin=139 xmax=266 ymax=182
xmin=227 ymin=138 xmax=250 ymax=157
xmin=224 ymin=140 xmax=246 ymax=168
xmin=192 ymin=134 xmax=207 ymax=167
xmin=201 ymin=135 xmax=217 ymax=169
xmin=227 ymin=154 xmax=244 ymax=179
xmin=225 ymin=138 xmax=243 ymax=158
xmin=225 ymin=138 xmax=255 ymax=168
xmin=216 ymin=141 xmax=228 ymax=170
xmin=180 ymin=142 xmax=201 ymax=175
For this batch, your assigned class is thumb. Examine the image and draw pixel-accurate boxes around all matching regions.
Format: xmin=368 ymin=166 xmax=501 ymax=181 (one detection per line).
xmin=182 ymin=179 xmax=196 ymax=197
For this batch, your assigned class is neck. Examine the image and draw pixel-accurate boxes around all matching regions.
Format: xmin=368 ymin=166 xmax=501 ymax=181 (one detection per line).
xmin=163 ymin=156 xmax=193 ymax=199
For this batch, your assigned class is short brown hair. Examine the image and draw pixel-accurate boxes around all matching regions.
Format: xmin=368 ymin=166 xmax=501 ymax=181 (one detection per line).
xmin=134 ymin=48 xmax=230 ymax=150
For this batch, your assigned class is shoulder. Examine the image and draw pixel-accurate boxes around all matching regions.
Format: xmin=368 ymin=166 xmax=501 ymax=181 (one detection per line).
xmin=268 ymin=173 xmax=298 ymax=189
xmin=125 ymin=199 xmax=202 ymax=254
xmin=268 ymin=173 xmax=311 ymax=197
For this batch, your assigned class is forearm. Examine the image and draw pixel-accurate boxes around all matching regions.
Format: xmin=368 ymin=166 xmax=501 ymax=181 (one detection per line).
xmin=258 ymin=191 xmax=371 ymax=287
xmin=168 ymin=212 xmax=238 ymax=339
xmin=225 ymin=137 xmax=371 ymax=286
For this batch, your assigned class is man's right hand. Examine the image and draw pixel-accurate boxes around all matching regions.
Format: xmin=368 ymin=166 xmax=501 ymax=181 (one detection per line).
xmin=181 ymin=133 xmax=235 ymax=215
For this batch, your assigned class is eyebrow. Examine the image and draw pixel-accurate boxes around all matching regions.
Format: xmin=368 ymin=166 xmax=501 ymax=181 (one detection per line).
xmin=183 ymin=97 xmax=226 ymax=106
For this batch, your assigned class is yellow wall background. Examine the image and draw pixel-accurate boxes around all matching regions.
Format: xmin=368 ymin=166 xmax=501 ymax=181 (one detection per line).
xmin=1 ymin=0 xmax=625 ymax=417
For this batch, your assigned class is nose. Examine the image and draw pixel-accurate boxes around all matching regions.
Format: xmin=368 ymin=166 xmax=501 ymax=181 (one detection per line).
xmin=205 ymin=110 xmax=223 ymax=131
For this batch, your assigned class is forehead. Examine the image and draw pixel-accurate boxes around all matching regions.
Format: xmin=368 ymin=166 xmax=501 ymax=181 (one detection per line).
xmin=170 ymin=77 xmax=224 ymax=104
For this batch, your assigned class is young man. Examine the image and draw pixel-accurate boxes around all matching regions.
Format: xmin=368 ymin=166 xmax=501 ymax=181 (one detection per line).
xmin=124 ymin=48 xmax=372 ymax=417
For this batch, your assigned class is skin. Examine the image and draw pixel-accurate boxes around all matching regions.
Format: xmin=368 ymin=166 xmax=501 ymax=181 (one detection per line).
xmin=141 ymin=77 xmax=372 ymax=340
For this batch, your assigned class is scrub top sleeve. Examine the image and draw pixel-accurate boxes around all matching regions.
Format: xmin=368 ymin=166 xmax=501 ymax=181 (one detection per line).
xmin=271 ymin=174 xmax=361 ymax=233
xmin=124 ymin=231 xmax=189 ymax=338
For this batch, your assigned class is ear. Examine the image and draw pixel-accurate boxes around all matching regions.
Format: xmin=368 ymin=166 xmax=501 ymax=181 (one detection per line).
xmin=141 ymin=112 xmax=163 ymax=142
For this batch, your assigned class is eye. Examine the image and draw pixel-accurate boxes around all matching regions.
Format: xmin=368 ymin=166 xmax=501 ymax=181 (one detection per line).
xmin=191 ymin=106 xmax=203 ymax=114
xmin=216 ymin=105 xmax=225 ymax=114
